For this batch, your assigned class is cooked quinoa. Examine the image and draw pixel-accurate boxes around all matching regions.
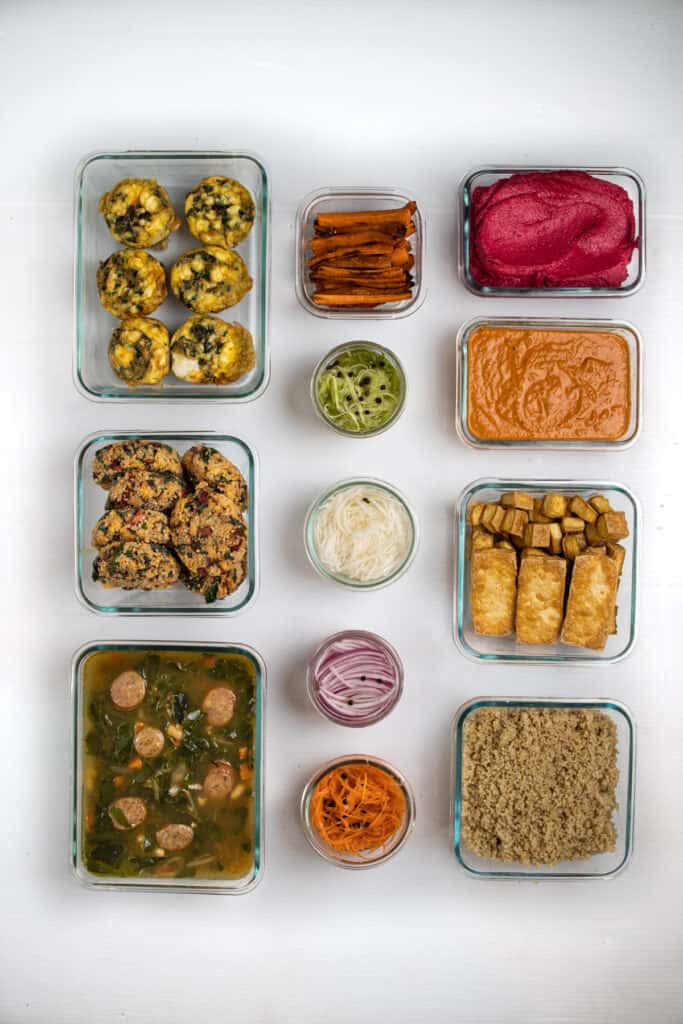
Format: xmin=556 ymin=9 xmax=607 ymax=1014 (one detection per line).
xmin=461 ymin=707 xmax=618 ymax=866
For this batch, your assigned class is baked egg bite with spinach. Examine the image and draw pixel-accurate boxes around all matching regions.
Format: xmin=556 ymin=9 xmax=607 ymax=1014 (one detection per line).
xmin=108 ymin=317 xmax=170 ymax=387
xmin=171 ymin=315 xmax=255 ymax=385
xmin=170 ymin=246 xmax=252 ymax=314
xmin=92 ymin=541 xmax=182 ymax=591
xmin=185 ymin=176 xmax=255 ymax=249
xmin=97 ymin=249 xmax=167 ymax=318
xmin=99 ymin=178 xmax=180 ymax=249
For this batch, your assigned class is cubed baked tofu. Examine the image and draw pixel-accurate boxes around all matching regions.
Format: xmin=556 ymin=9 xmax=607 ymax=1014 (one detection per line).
xmin=560 ymin=553 xmax=619 ymax=651
xmin=516 ymin=555 xmax=567 ymax=645
xmin=597 ymin=511 xmax=629 ymax=541
xmin=470 ymin=548 xmax=517 ymax=637
xmin=500 ymin=492 xmax=534 ymax=512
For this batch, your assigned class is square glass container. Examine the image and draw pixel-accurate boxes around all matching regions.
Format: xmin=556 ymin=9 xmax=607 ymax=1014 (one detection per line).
xmin=459 ymin=165 xmax=646 ymax=297
xmin=295 ymin=186 xmax=425 ymax=319
xmin=451 ymin=696 xmax=635 ymax=880
xmin=74 ymin=150 xmax=270 ymax=402
xmin=454 ymin=478 xmax=639 ymax=664
xmin=75 ymin=431 xmax=258 ymax=615
xmin=456 ymin=317 xmax=642 ymax=451
xmin=71 ymin=640 xmax=265 ymax=893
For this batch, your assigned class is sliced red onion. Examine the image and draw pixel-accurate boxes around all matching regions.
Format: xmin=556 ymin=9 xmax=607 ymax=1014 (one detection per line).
xmin=307 ymin=631 xmax=403 ymax=726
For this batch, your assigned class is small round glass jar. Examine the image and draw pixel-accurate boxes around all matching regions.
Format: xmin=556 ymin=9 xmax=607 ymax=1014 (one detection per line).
xmin=306 ymin=629 xmax=404 ymax=727
xmin=310 ymin=340 xmax=407 ymax=438
xmin=300 ymin=754 xmax=416 ymax=869
xmin=303 ymin=477 xmax=419 ymax=591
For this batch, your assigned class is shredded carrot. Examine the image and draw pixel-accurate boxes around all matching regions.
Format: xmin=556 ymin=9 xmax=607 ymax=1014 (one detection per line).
xmin=309 ymin=763 xmax=406 ymax=855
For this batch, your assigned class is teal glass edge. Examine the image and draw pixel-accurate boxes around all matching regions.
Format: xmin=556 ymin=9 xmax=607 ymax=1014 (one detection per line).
xmin=451 ymin=698 xmax=635 ymax=879
xmin=454 ymin=478 xmax=639 ymax=663
xmin=74 ymin=431 xmax=257 ymax=615
xmin=73 ymin=150 xmax=269 ymax=402
xmin=71 ymin=640 xmax=264 ymax=892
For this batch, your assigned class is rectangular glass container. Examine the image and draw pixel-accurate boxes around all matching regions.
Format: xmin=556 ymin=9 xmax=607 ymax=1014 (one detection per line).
xmin=295 ymin=186 xmax=425 ymax=319
xmin=454 ymin=478 xmax=639 ymax=664
xmin=75 ymin=431 xmax=258 ymax=615
xmin=71 ymin=640 xmax=265 ymax=894
xmin=74 ymin=150 xmax=270 ymax=402
xmin=456 ymin=316 xmax=642 ymax=451
xmin=451 ymin=696 xmax=635 ymax=880
xmin=459 ymin=165 xmax=646 ymax=297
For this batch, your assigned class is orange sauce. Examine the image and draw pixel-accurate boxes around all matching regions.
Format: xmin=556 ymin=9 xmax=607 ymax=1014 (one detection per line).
xmin=466 ymin=326 xmax=631 ymax=441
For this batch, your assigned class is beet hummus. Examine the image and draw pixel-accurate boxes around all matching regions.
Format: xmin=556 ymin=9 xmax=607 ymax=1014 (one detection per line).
xmin=468 ymin=170 xmax=638 ymax=289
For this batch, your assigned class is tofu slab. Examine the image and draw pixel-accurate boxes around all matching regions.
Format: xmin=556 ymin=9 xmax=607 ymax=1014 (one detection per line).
xmin=516 ymin=555 xmax=567 ymax=644
xmin=560 ymin=553 xmax=619 ymax=651
xmin=471 ymin=548 xmax=517 ymax=636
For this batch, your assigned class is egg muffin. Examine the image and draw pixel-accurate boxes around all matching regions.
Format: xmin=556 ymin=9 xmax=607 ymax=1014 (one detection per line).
xmin=181 ymin=445 xmax=247 ymax=507
xmin=106 ymin=470 xmax=185 ymax=513
xmin=99 ymin=178 xmax=180 ymax=249
xmin=97 ymin=249 xmax=167 ymax=318
xmin=108 ymin=317 xmax=170 ymax=387
xmin=93 ymin=541 xmax=182 ymax=590
xmin=171 ymin=315 xmax=255 ymax=385
xmin=93 ymin=440 xmax=182 ymax=489
xmin=170 ymin=484 xmax=247 ymax=574
xmin=185 ymin=176 xmax=255 ymax=249
xmin=91 ymin=508 xmax=171 ymax=549
xmin=170 ymin=246 xmax=252 ymax=314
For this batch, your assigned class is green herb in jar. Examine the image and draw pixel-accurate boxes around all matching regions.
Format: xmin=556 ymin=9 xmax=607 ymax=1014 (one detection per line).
xmin=316 ymin=347 xmax=403 ymax=434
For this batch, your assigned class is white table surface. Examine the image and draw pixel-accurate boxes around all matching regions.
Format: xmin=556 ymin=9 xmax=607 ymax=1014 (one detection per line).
xmin=2 ymin=1 xmax=682 ymax=1021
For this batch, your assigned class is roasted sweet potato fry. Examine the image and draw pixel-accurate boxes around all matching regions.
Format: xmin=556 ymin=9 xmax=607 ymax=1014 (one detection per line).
xmin=309 ymin=242 xmax=395 ymax=266
xmin=314 ymin=201 xmax=416 ymax=232
xmin=313 ymin=291 xmax=413 ymax=307
xmin=310 ymin=230 xmax=402 ymax=256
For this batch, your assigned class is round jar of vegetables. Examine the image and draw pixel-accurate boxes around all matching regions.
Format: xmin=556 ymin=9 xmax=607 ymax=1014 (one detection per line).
xmin=311 ymin=340 xmax=406 ymax=438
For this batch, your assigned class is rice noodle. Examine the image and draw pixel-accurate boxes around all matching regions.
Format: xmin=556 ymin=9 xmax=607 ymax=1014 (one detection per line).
xmin=312 ymin=484 xmax=412 ymax=582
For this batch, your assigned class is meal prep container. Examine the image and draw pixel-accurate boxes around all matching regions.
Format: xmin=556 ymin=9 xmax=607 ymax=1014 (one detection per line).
xmin=300 ymin=754 xmax=415 ymax=868
xmin=75 ymin=430 xmax=258 ymax=615
xmin=71 ymin=640 xmax=265 ymax=894
xmin=295 ymin=186 xmax=425 ymax=319
xmin=451 ymin=696 xmax=635 ymax=880
xmin=311 ymin=340 xmax=407 ymax=438
xmin=454 ymin=478 xmax=639 ymax=664
xmin=304 ymin=477 xmax=419 ymax=591
xmin=306 ymin=629 xmax=405 ymax=727
xmin=456 ymin=317 xmax=642 ymax=451
xmin=459 ymin=165 xmax=646 ymax=297
xmin=74 ymin=150 xmax=270 ymax=402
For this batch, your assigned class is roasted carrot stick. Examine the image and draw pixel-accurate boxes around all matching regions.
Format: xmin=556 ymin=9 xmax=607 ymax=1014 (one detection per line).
xmin=310 ymin=230 xmax=402 ymax=255
xmin=309 ymin=242 xmax=395 ymax=267
xmin=313 ymin=255 xmax=394 ymax=270
xmin=315 ymin=201 xmax=416 ymax=232
xmin=313 ymin=291 xmax=412 ymax=307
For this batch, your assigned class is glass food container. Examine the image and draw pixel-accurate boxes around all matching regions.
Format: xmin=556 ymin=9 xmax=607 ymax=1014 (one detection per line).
xmin=75 ymin=430 xmax=258 ymax=615
xmin=71 ymin=640 xmax=266 ymax=894
xmin=304 ymin=477 xmax=419 ymax=590
xmin=456 ymin=317 xmax=642 ymax=451
xmin=295 ymin=186 xmax=425 ymax=319
xmin=300 ymin=754 xmax=415 ymax=868
xmin=454 ymin=478 xmax=639 ymax=664
xmin=74 ymin=150 xmax=270 ymax=402
xmin=459 ymin=165 xmax=646 ymax=297
xmin=306 ymin=629 xmax=405 ymax=727
xmin=451 ymin=696 xmax=635 ymax=880
xmin=311 ymin=340 xmax=407 ymax=438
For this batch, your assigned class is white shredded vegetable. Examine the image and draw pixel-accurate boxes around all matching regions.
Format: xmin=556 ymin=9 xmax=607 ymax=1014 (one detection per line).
xmin=313 ymin=484 xmax=413 ymax=582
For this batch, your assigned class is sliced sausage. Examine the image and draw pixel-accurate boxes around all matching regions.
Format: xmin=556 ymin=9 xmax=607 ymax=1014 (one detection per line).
xmin=110 ymin=670 xmax=146 ymax=710
xmin=134 ymin=726 xmax=164 ymax=758
xmin=203 ymin=759 xmax=235 ymax=800
xmin=202 ymin=686 xmax=236 ymax=726
xmin=156 ymin=823 xmax=194 ymax=851
xmin=109 ymin=797 xmax=146 ymax=830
